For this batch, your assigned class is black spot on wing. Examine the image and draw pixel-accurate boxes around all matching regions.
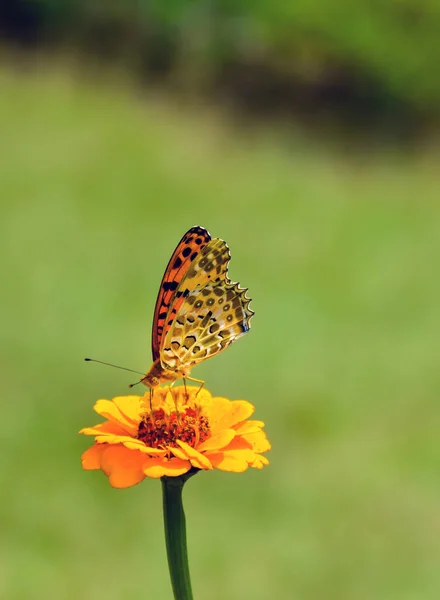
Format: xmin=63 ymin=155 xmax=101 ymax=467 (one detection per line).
xmin=163 ymin=281 xmax=178 ymax=292
xmin=182 ymin=247 xmax=192 ymax=258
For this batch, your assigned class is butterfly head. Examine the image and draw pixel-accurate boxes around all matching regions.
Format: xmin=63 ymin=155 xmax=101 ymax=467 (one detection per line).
xmin=141 ymin=373 xmax=160 ymax=388
xmin=141 ymin=358 xmax=174 ymax=388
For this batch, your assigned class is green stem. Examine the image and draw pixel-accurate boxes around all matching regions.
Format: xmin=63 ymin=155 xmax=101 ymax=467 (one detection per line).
xmin=161 ymin=471 xmax=198 ymax=600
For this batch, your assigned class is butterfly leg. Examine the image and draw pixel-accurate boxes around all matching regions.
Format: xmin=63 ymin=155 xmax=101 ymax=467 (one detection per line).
xmin=168 ymin=385 xmax=182 ymax=423
xmin=167 ymin=381 xmax=178 ymax=405
xmin=182 ymin=377 xmax=189 ymax=400
xmin=185 ymin=375 xmax=205 ymax=396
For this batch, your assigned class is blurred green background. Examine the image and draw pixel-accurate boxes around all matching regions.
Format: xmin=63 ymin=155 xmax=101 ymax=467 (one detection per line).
xmin=1 ymin=2 xmax=440 ymax=600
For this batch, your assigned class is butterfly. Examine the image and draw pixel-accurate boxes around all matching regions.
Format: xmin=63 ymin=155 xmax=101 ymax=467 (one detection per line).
xmin=139 ymin=226 xmax=253 ymax=389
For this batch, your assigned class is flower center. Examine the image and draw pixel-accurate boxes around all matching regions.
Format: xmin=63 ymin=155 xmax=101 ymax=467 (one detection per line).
xmin=137 ymin=407 xmax=210 ymax=448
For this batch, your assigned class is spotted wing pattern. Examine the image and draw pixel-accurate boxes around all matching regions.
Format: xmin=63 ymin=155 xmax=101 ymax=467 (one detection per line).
xmin=160 ymin=237 xmax=232 ymax=347
xmin=152 ymin=226 xmax=211 ymax=361
xmin=161 ymin=280 xmax=254 ymax=372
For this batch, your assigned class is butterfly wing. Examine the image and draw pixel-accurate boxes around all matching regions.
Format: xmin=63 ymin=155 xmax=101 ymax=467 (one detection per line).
xmin=159 ymin=237 xmax=232 ymax=345
xmin=152 ymin=226 xmax=211 ymax=361
xmin=161 ymin=280 xmax=254 ymax=372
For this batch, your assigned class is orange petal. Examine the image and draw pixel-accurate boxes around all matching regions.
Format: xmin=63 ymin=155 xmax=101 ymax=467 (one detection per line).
xmin=81 ymin=444 xmax=104 ymax=470
xmin=93 ymin=399 xmax=139 ymax=435
xmin=207 ymin=451 xmax=249 ymax=472
xmin=143 ymin=457 xmax=190 ymax=478
xmin=100 ymin=445 xmax=146 ymax=488
xmin=175 ymin=441 xmax=213 ymax=470
xmin=223 ymin=437 xmax=252 ymax=451
xmin=209 ymin=399 xmax=255 ymax=432
xmin=197 ymin=429 xmax=236 ymax=453
xmin=79 ymin=421 xmax=129 ymax=437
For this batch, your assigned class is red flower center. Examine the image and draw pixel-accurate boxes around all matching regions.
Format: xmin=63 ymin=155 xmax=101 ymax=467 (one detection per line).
xmin=137 ymin=407 xmax=210 ymax=448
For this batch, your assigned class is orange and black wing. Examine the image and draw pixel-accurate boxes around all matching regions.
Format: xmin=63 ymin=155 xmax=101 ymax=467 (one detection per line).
xmin=151 ymin=226 xmax=212 ymax=361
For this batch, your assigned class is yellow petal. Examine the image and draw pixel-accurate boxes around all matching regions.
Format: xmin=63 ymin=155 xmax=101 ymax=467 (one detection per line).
xmin=81 ymin=444 xmax=103 ymax=470
xmin=100 ymin=445 xmax=146 ymax=488
xmin=93 ymin=399 xmax=138 ymax=435
xmin=143 ymin=457 xmax=190 ymax=478
xmin=197 ymin=429 xmax=236 ymax=452
xmin=251 ymin=455 xmax=270 ymax=469
xmin=120 ymin=439 xmax=167 ymax=455
xmin=79 ymin=421 xmax=129 ymax=437
xmin=111 ymin=395 xmax=144 ymax=423
xmin=227 ymin=447 xmax=256 ymax=463
xmin=241 ymin=431 xmax=272 ymax=454
xmin=234 ymin=420 xmax=265 ymax=435
xmin=95 ymin=433 xmax=140 ymax=445
xmin=212 ymin=437 xmax=257 ymax=463
xmin=207 ymin=451 xmax=249 ymax=472
xmin=204 ymin=397 xmax=230 ymax=421
xmin=142 ymin=458 xmax=168 ymax=479
xmin=176 ymin=440 xmax=213 ymax=470
xmin=169 ymin=446 xmax=188 ymax=460
xmin=209 ymin=399 xmax=255 ymax=432
xmin=224 ymin=432 xmax=271 ymax=455
xmin=159 ymin=389 xmax=179 ymax=412
xmin=161 ymin=458 xmax=191 ymax=476
xmin=190 ymin=387 xmax=213 ymax=409
xmin=89 ymin=431 xmax=168 ymax=457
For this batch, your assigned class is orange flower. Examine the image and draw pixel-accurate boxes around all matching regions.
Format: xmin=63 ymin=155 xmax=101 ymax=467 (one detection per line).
xmin=80 ymin=386 xmax=271 ymax=488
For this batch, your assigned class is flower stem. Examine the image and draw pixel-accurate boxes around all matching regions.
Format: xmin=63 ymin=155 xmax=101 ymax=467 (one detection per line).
xmin=161 ymin=471 xmax=198 ymax=600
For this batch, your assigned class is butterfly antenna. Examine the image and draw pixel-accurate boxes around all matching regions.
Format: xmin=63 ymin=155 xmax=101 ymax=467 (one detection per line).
xmin=128 ymin=380 xmax=143 ymax=388
xmin=84 ymin=358 xmax=145 ymax=376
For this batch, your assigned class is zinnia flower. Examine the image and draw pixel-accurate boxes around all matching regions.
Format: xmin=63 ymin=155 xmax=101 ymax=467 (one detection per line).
xmin=80 ymin=386 xmax=270 ymax=488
